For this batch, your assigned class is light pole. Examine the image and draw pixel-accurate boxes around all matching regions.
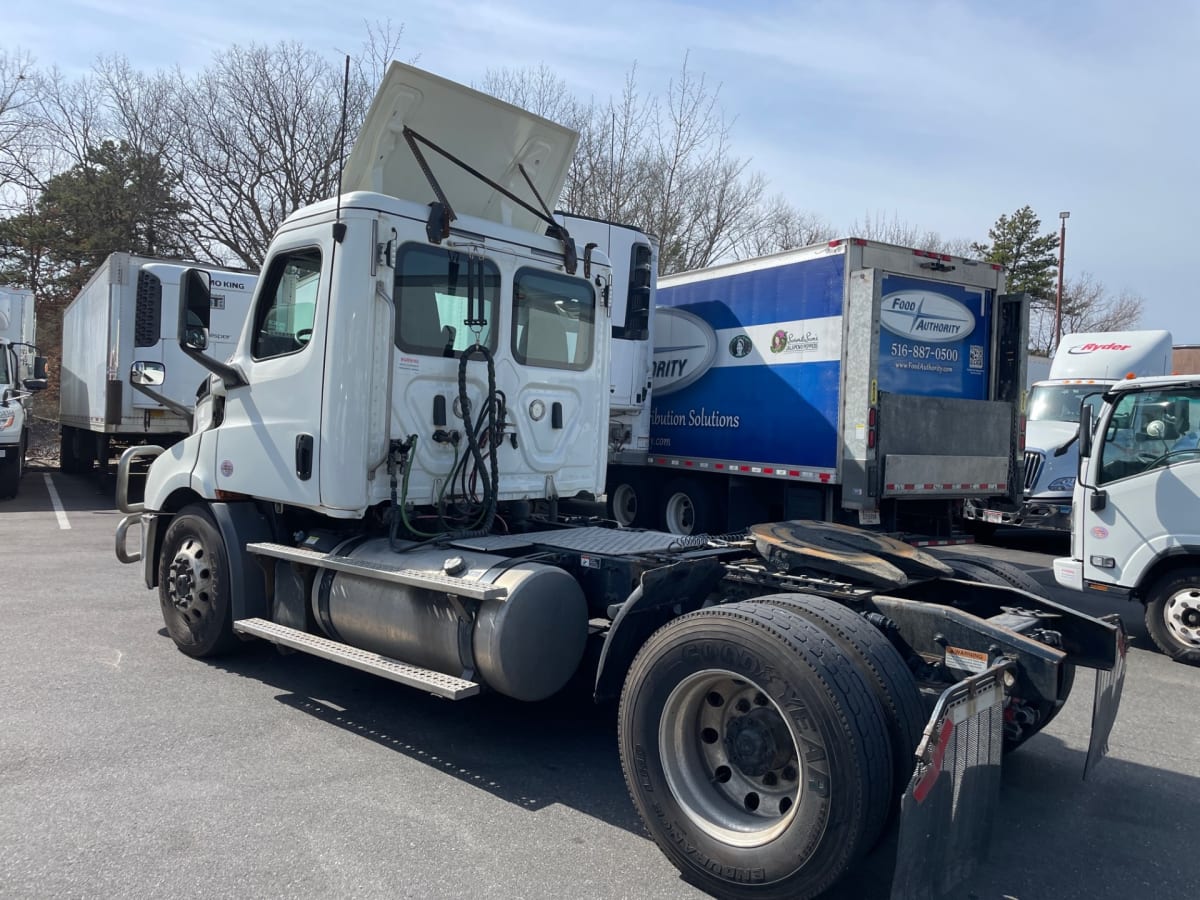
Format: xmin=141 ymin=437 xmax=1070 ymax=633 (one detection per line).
xmin=1055 ymin=211 xmax=1069 ymax=351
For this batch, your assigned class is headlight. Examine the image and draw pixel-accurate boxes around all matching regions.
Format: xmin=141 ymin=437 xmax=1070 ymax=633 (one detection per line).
xmin=1046 ymin=476 xmax=1076 ymax=492
xmin=0 ymin=409 xmax=16 ymax=430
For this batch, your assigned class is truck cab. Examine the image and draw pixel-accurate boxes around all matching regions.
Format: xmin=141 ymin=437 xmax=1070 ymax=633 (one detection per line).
xmin=967 ymin=329 xmax=1173 ymax=533
xmin=1054 ymin=375 xmax=1200 ymax=663
xmin=0 ymin=288 xmax=47 ymax=498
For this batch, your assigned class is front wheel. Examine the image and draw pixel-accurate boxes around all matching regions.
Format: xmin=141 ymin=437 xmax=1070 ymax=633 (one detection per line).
xmin=1144 ymin=567 xmax=1200 ymax=665
xmin=158 ymin=504 xmax=238 ymax=658
xmin=0 ymin=442 xmax=21 ymax=499
xmin=618 ymin=602 xmax=892 ymax=900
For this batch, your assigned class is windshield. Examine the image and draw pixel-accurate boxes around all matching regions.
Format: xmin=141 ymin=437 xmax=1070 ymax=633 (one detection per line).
xmin=1028 ymin=384 xmax=1105 ymax=423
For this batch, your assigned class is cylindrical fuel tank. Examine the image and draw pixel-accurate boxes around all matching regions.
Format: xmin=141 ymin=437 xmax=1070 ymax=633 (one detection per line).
xmin=311 ymin=540 xmax=588 ymax=701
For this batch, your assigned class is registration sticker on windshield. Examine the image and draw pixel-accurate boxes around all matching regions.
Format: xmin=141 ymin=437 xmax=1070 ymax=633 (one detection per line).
xmin=945 ymin=645 xmax=989 ymax=674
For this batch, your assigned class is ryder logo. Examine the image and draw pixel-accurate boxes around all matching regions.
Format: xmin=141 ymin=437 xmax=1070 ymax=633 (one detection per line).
xmin=1068 ymin=342 xmax=1133 ymax=354
xmin=880 ymin=291 xmax=975 ymax=343
xmin=652 ymin=308 xmax=718 ymax=396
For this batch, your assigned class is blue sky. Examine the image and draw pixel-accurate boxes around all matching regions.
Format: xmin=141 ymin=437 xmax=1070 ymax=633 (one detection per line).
xmin=9 ymin=1 xmax=1199 ymax=338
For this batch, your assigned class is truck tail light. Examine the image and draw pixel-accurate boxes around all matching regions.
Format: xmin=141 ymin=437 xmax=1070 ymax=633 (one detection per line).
xmin=1018 ymin=414 xmax=1026 ymax=453
xmin=867 ymin=406 xmax=877 ymax=450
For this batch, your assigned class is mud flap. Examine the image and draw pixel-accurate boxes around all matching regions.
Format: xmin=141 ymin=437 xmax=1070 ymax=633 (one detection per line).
xmin=1084 ymin=614 xmax=1128 ymax=779
xmin=890 ymin=662 xmax=1013 ymax=900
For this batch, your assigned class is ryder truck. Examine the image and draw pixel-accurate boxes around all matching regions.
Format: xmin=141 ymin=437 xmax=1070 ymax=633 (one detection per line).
xmin=114 ymin=62 xmax=1124 ymax=899
xmin=604 ymin=242 xmax=1028 ymax=536
xmin=965 ymin=330 xmax=1173 ymax=534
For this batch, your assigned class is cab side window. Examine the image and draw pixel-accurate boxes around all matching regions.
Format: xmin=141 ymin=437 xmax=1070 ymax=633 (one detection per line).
xmin=251 ymin=248 xmax=321 ymax=360
xmin=1099 ymin=389 xmax=1200 ymax=483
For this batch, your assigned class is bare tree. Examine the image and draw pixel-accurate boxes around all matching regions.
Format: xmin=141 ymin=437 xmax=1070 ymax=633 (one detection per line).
xmin=735 ymin=194 xmax=835 ymax=257
xmin=1028 ymin=272 xmax=1144 ymax=354
xmin=849 ymin=210 xmax=971 ymax=255
xmin=0 ymin=48 xmax=39 ymax=195
xmin=169 ymin=33 xmax=404 ymax=267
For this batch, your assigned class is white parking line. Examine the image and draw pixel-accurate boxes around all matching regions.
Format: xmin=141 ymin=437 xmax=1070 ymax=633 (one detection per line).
xmin=43 ymin=474 xmax=71 ymax=530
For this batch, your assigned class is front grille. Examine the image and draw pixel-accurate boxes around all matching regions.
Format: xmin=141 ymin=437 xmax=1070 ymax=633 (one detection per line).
xmin=1023 ymin=450 xmax=1044 ymax=492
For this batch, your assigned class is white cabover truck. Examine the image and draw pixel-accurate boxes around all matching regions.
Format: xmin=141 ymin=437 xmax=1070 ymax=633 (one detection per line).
xmin=598 ymin=240 xmax=1030 ymax=537
xmin=1055 ymin=374 xmax=1200 ymax=665
xmin=58 ymin=253 xmax=257 ymax=473
xmin=965 ymin=330 xmax=1174 ymax=534
xmin=0 ymin=286 xmax=48 ymax=498
xmin=114 ymin=62 xmax=1126 ymax=900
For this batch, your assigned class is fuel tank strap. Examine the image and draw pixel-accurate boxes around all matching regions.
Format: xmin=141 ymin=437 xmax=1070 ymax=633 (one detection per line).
xmin=247 ymin=542 xmax=508 ymax=601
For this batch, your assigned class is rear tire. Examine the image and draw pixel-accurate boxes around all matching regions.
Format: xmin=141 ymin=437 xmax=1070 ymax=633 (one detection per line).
xmin=607 ymin=473 xmax=654 ymax=528
xmin=158 ymin=504 xmax=238 ymax=658
xmin=618 ymin=602 xmax=892 ymax=900
xmin=1144 ymin=567 xmax=1200 ymax=665
xmin=660 ymin=477 xmax=720 ymax=536
xmin=751 ymin=593 xmax=924 ymax=802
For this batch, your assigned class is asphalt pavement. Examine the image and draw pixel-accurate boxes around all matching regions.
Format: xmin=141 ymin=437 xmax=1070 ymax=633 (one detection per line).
xmin=2 ymin=471 xmax=1196 ymax=900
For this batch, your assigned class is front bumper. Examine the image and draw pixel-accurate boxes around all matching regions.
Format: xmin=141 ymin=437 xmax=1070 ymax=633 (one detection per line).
xmin=963 ymin=496 xmax=1072 ymax=532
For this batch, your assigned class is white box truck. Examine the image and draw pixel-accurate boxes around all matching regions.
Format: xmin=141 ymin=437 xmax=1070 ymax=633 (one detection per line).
xmin=965 ymin=330 xmax=1173 ymax=533
xmin=598 ymin=240 xmax=1030 ymax=537
xmin=112 ymin=62 xmax=1125 ymax=899
xmin=0 ymin=286 xmax=48 ymax=498
xmin=58 ymin=253 xmax=257 ymax=473
xmin=1054 ymin=373 xmax=1200 ymax=664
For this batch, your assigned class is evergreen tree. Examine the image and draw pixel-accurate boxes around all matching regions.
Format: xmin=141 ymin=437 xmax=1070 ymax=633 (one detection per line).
xmin=971 ymin=205 xmax=1059 ymax=304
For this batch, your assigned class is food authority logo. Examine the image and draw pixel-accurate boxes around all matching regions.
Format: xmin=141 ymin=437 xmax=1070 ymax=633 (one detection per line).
xmin=880 ymin=291 xmax=975 ymax=343
xmin=769 ymin=329 xmax=820 ymax=354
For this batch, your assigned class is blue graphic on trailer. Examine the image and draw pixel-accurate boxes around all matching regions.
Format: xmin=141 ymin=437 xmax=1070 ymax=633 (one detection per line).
xmin=878 ymin=273 xmax=992 ymax=400
xmin=651 ymin=254 xmax=845 ymax=470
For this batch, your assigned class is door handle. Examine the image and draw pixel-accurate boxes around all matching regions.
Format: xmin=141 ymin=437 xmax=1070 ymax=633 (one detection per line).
xmin=296 ymin=434 xmax=313 ymax=480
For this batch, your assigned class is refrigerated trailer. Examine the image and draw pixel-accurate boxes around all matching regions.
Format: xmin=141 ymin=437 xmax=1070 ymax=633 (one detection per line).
xmin=602 ymin=240 xmax=1029 ymax=536
xmin=58 ymin=253 xmax=257 ymax=473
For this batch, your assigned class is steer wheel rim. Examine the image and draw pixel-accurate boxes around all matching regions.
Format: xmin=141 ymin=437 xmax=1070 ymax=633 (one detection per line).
xmin=659 ymin=669 xmax=802 ymax=848
xmin=165 ymin=536 xmax=215 ymax=628
xmin=1165 ymin=587 xmax=1200 ymax=647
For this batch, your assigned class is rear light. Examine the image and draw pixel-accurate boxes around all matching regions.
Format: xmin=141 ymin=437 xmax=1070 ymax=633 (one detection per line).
xmin=1018 ymin=414 xmax=1027 ymax=453
xmin=867 ymin=406 xmax=877 ymax=450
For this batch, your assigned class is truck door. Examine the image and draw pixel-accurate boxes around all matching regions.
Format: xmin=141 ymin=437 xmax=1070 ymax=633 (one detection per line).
xmin=213 ymin=242 xmax=324 ymax=508
xmin=1079 ymin=386 xmax=1200 ymax=586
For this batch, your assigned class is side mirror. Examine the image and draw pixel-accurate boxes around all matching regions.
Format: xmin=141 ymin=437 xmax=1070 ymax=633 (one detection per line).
xmin=1078 ymin=404 xmax=1093 ymax=460
xmin=22 ymin=378 xmax=47 ymax=392
xmin=179 ymin=268 xmax=212 ymax=351
xmin=33 ymin=356 xmax=48 ymax=381
xmin=130 ymin=360 xmax=166 ymax=386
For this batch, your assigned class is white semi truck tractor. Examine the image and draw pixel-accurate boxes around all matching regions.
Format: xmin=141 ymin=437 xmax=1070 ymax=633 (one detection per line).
xmin=114 ymin=62 xmax=1126 ymax=899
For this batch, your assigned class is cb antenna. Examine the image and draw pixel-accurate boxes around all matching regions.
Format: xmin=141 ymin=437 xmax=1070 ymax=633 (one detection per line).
xmin=333 ymin=54 xmax=351 ymax=242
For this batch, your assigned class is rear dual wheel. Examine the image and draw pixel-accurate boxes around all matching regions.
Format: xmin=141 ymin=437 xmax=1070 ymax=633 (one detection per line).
xmin=619 ymin=602 xmax=893 ymax=900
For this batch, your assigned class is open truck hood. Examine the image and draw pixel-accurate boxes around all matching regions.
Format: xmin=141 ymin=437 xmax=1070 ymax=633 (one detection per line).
xmin=341 ymin=62 xmax=579 ymax=234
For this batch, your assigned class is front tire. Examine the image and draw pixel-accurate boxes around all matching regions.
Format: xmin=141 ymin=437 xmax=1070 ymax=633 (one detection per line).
xmin=0 ymin=441 xmax=21 ymax=499
xmin=1144 ymin=567 xmax=1200 ymax=665
xmin=618 ymin=602 xmax=892 ymax=900
xmin=158 ymin=504 xmax=237 ymax=658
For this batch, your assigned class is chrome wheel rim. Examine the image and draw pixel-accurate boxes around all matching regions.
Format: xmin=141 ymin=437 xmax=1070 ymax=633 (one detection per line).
xmin=166 ymin=535 xmax=215 ymax=628
xmin=659 ymin=669 xmax=802 ymax=848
